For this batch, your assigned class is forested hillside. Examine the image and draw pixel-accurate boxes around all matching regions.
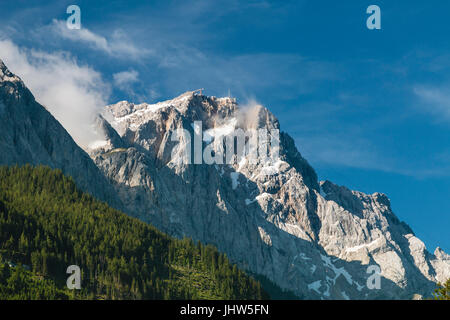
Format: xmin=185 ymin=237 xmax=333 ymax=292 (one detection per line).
xmin=0 ymin=165 xmax=269 ymax=300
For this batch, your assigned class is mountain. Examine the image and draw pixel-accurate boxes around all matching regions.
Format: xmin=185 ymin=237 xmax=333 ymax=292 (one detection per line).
xmin=0 ymin=59 xmax=119 ymax=208
xmin=0 ymin=165 xmax=267 ymax=299
xmin=1 ymin=58 xmax=448 ymax=299
xmin=89 ymin=91 xmax=450 ymax=299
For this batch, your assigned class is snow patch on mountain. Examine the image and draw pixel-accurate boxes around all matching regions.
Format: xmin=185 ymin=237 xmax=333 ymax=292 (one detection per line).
xmin=346 ymin=238 xmax=381 ymax=253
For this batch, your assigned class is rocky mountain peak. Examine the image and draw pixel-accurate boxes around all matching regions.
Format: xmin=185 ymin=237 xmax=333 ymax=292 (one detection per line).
xmin=0 ymin=59 xmax=24 ymax=86
xmin=103 ymin=91 xmax=282 ymax=137
xmin=90 ymin=89 xmax=450 ymax=299
xmin=0 ymin=59 xmax=9 ymax=77
xmin=0 ymin=59 xmax=34 ymax=105
xmin=435 ymin=247 xmax=450 ymax=260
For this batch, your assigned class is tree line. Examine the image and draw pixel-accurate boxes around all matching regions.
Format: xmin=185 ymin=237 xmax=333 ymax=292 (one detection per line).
xmin=0 ymin=165 xmax=269 ymax=300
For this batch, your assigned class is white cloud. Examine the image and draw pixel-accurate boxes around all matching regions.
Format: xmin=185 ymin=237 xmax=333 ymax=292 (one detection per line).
xmin=112 ymin=69 xmax=151 ymax=102
xmin=113 ymin=69 xmax=139 ymax=86
xmin=0 ymin=38 xmax=110 ymax=149
xmin=414 ymin=86 xmax=450 ymax=121
xmin=49 ymin=20 xmax=150 ymax=60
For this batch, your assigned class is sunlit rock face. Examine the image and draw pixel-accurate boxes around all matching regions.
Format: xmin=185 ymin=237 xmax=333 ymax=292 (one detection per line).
xmin=90 ymin=90 xmax=449 ymax=299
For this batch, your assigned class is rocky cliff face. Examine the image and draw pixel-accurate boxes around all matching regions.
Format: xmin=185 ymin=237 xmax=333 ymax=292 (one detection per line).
xmin=0 ymin=59 xmax=120 ymax=208
xmin=1 ymin=57 xmax=448 ymax=299
xmin=89 ymin=91 xmax=450 ymax=299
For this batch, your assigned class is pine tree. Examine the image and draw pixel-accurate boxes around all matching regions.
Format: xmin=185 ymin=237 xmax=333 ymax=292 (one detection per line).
xmin=433 ymin=279 xmax=450 ymax=300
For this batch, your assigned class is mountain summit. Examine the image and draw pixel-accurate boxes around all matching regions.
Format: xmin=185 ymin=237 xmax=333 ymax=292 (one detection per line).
xmin=89 ymin=90 xmax=450 ymax=299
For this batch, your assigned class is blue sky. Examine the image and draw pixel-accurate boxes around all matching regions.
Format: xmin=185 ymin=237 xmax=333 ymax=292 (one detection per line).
xmin=0 ymin=0 xmax=449 ymax=251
